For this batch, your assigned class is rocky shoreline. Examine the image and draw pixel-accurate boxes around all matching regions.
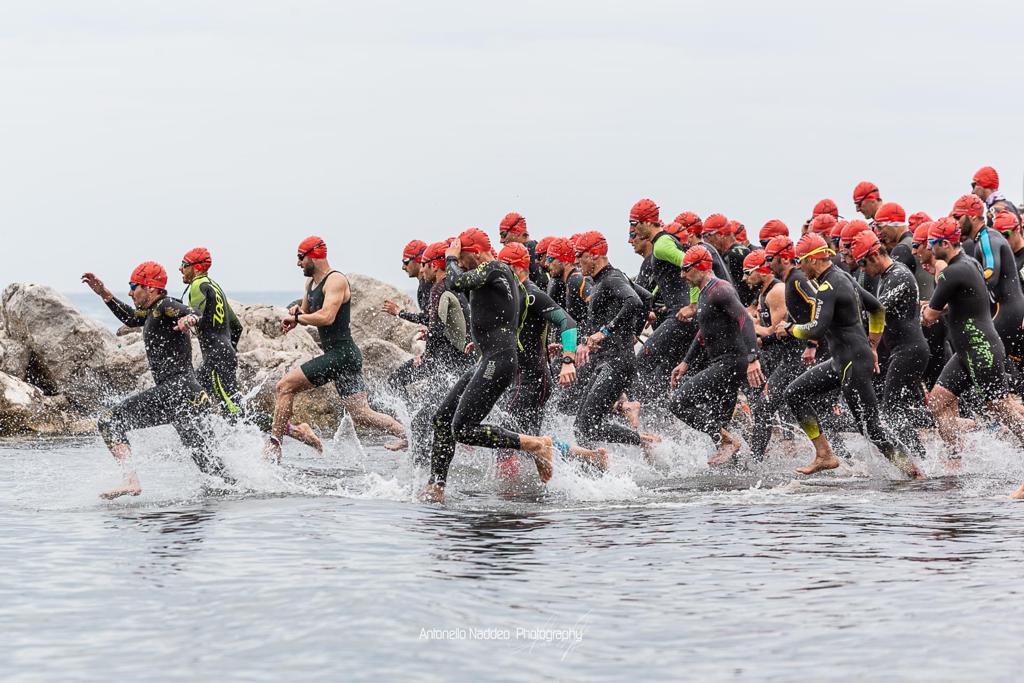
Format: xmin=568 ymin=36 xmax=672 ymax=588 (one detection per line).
xmin=0 ymin=275 xmax=420 ymax=436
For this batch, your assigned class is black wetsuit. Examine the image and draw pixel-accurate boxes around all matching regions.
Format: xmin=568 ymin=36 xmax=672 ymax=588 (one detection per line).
xmin=785 ymin=264 xmax=909 ymax=460
xmin=430 ymin=258 xmax=524 ymax=487
xmin=720 ymin=242 xmax=755 ymax=306
xmin=99 ymin=296 xmax=222 ymax=476
xmin=183 ymin=275 xmax=243 ymax=417
xmin=929 ymin=252 xmax=1008 ymax=401
xmin=749 ymin=276 xmax=804 ymax=460
xmin=574 ymin=264 xmax=644 ymax=447
xmin=669 ymin=277 xmax=758 ymax=445
xmin=1015 ymin=246 xmax=1024 ymax=290
xmin=525 ymin=240 xmax=550 ymax=290
xmin=889 ymin=231 xmax=918 ymax=276
xmin=505 ymin=280 xmax=576 ymax=434
xmin=862 ymin=261 xmax=930 ymax=452
xmin=635 ymin=232 xmax=697 ymax=403
xmin=408 ymin=279 xmax=473 ymax=462
xmin=558 ymin=269 xmax=591 ymax=332
xmin=398 ymin=278 xmax=433 ymax=326
xmin=963 ymin=227 xmax=1024 ymax=361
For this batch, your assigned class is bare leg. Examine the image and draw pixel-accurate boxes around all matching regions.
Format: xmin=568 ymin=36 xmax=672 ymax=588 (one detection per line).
xmin=268 ymin=368 xmax=315 ymax=460
xmin=519 ymin=435 xmax=555 ymax=482
xmin=708 ymin=429 xmax=741 ymax=466
xmin=796 ymin=434 xmax=840 ymax=475
xmin=929 ymin=385 xmax=963 ymax=465
xmin=287 ymin=422 xmax=323 ymax=453
xmin=100 ymin=443 xmax=142 ymax=500
xmin=640 ymin=432 xmax=661 ymax=464
xmin=620 ymin=401 xmax=642 ymax=430
xmin=341 ymin=392 xmax=407 ymax=446
xmin=566 ymin=445 xmax=609 ymax=471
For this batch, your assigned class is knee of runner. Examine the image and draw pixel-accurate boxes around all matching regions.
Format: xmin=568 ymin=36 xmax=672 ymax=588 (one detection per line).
xmin=928 ymin=385 xmax=954 ymax=411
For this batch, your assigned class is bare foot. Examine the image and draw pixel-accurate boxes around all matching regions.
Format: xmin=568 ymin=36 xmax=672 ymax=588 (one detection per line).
xmin=640 ymin=432 xmax=661 ymax=464
xmin=621 ymin=401 xmax=641 ymax=429
xmin=100 ymin=476 xmax=141 ymax=500
xmin=568 ymin=445 xmax=609 ymax=471
xmin=419 ymin=483 xmax=445 ymax=503
xmin=288 ymin=423 xmax=323 ymax=453
xmin=383 ymin=439 xmax=409 ymax=452
xmin=263 ymin=438 xmax=282 ymax=464
xmin=796 ymin=453 xmax=841 ymax=475
xmin=1010 ymin=483 xmax=1024 ymax=500
xmin=708 ymin=431 xmax=741 ymax=466
xmin=521 ymin=436 xmax=555 ymax=482
xmin=943 ymin=456 xmax=963 ymax=474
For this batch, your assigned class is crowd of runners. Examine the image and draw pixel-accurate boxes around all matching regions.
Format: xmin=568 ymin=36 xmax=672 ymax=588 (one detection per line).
xmin=81 ymin=165 xmax=1024 ymax=502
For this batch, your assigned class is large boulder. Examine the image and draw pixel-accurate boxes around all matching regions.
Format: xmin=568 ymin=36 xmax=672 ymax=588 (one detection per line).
xmin=0 ymin=371 xmax=91 ymax=435
xmin=348 ymin=273 xmax=421 ymax=353
xmin=1 ymin=284 xmax=143 ymax=411
xmin=359 ymin=338 xmax=413 ymax=385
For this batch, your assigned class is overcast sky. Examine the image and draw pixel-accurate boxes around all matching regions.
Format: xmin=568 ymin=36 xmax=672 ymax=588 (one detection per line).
xmin=2 ymin=0 xmax=1022 ymax=296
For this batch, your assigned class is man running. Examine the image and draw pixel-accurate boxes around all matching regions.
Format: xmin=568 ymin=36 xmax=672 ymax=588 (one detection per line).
xmin=179 ymin=248 xmax=244 ymax=418
xmin=777 ymin=233 xmax=921 ymax=478
xmin=499 ymin=211 xmax=549 ymax=289
xmin=670 ymin=246 xmax=764 ymax=465
xmin=971 ymin=166 xmax=1021 ymax=225
xmin=703 ymin=214 xmax=750 ymax=300
xmin=911 ymin=221 xmax=951 ymax=389
xmin=382 ymin=239 xmax=430 ymax=324
xmin=922 ymin=218 xmax=1024 ymax=464
xmin=545 ymin=237 xmax=592 ymax=329
xmin=852 ymin=181 xmax=882 ymax=222
xmin=850 ymin=232 xmax=930 ymax=453
xmin=82 ymin=263 xmax=225 ymax=499
xmin=421 ymin=229 xmax=555 ymax=503
xmin=630 ymin=198 xmax=698 ymax=403
xmin=269 ymin=236 xmax=407 ymax=459
xmin=573 ymin=231 xmax=659 ymax=453
xmin=874 ymin=202 xmax=919 ymax=276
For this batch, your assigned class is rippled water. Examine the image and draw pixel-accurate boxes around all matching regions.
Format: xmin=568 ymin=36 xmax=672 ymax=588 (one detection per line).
xmin=3 ymin=419 xmax=1024 ymax=681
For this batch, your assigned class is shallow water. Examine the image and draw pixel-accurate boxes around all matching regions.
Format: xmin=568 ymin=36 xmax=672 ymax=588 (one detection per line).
xmin=3 ymin=420 xmax=1024 ymax=681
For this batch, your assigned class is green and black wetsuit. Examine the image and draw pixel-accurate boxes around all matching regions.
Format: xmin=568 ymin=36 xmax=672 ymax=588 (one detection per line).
xmin=183 ymin=275 xmax=243 ymax=416
xmin=98 ymin=296 xmax=223 ymax=476
xmin=299 ymin=271 xmax=366 ymax=398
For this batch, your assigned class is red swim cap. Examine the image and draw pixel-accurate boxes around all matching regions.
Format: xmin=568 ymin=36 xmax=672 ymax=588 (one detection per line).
xmin=809 ymin=214 xmax=838 ymax=235
xmin=874 ymin=202 xmax=906 ymax=226
xmin=630 ymin=198 xmax=660 ymax=224
xmin=725 ymin=220 xmax=744 ymax=236
xmin=182 ymin=247 xmax=212 ymax=272
xmin=929 ymin=217 xmax=961 ymax=244
xmin=840 ymin=219 xmax=872 ymax=246
xmin=813 ymin=198 xmax=839 ymax=218
xmin=702 ymin=213 xmax=730 ymax=235
xmin=850 ymin=231 xmax=882 ymax=261
xmin=500 ymin=212 xmax=527 ymax=234
xmin=993 ymin=210 xmax=1021 ymax=235
xmin=298 ymin=235 xmax=327 ymax=260
xmin=498 ymin=243 xmax=531 ymax=270
xmin=973 ymin=166 xmax=999 ymax=191
xmin=547 ymin=237 xmax=576 ymax=264
xmin=950 ymin=194 xmax=985 ymax=219
xmin=682 ymin=245 xmax=714 ymax=271
xmin=535 ymin=236 xmax=555 ymax=256
xmin=736 ymin=226 xmax=749 ymax=243
xmin=575 ymin=231 xmax=608 ymax=256
xmin=908 ymin=211 xmax=932 ymax=230
xmin=675 ymin=212 xmax=703 ymax=236
xmin=742 ymin=250 xmax=771 ymax=274
xmin=913 ymin=223 xmax=933 ymax=244
xmin=421 ymin=241 xmax=449 ymax=268
xmin=831 ymin=220 xmax=849 ymax=239
xmin=663 ymin=221 xmax=684 ymax=237
xmin=765 ymin=236 xmax=795 ymax=261
xmin=403 ymin=239 xmax=427 ymax=261
xmin=458 ymin=227 xmax=492 ymax=254
xmin=130 ymin=261 xmax=168 ymax=289
xmin=795 ymin=233 xmax=833 ymax=261
xmin=759 ymin=219 xmax=789 ymax=243
xmin=853 ymin=181 xmax=881 ymax=203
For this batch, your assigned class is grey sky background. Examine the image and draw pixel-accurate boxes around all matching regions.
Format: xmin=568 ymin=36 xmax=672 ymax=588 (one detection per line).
xmin=2 ymin=0 xmax=1022 ymax=296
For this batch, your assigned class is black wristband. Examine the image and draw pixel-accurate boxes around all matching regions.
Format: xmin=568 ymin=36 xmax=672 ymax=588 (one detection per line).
xmin=294 ymin=312 xmax=300 ymax=324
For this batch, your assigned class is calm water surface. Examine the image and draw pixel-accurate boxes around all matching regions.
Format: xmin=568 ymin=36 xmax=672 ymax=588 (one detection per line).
xmin=3 ymin=423 xmax=1024 ymax=681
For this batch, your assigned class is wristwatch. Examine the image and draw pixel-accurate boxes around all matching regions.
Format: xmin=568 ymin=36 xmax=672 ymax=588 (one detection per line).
xmin=561 ymin=356 xmax=575 ymax=365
